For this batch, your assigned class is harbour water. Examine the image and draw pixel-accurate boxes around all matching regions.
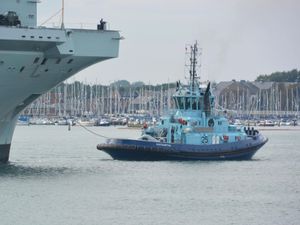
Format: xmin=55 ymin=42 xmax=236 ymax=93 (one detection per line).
xmin=0 ymin=126 xmax=299 ymax=225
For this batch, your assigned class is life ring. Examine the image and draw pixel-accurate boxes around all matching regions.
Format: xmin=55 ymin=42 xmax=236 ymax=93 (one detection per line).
xmin=208 ymin=119 xmax=214 ymax=127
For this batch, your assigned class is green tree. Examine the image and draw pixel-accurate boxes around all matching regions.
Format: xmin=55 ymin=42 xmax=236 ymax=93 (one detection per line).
xmin=256 ymin=69 xmax=300 ymax=82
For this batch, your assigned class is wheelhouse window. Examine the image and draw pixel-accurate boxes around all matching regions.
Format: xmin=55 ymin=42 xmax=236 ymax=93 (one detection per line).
xmin=191 ymin=98 xmax=197 ymax=110
xmin=198 ymin=98 xmax=204 ymax=111
xmin=174 ymin=97 xmax=179 ymax=109
xmin=174 ymin=97 xmax=185 ymax=110
xmin=185 ymin=97 xmax=191 ymax=110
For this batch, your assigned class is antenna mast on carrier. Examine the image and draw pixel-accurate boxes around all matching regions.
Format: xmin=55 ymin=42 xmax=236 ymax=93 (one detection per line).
xmin=61 ymin=0 xmax=65 ymax=29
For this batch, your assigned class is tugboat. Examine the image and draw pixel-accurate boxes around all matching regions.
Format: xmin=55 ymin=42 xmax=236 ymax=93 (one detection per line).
xmin=97 ymin=42 xmax=268 ymax=160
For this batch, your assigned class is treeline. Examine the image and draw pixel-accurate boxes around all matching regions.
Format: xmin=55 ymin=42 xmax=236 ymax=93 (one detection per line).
xmin=255 ymin=69 xmax=300 ymax=82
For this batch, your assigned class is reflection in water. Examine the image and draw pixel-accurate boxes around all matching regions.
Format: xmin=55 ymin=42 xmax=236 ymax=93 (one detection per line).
xmin=0 ymin=163 xmax=70 ymax=177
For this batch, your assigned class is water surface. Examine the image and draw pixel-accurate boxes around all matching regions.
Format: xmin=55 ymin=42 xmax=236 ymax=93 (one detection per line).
xmin=0 ymin=126 xmax=299 ymax=225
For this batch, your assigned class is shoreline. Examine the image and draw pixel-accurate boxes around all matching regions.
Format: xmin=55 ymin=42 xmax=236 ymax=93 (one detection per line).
xmin=254 ymin=126 xmax=300 ymax=131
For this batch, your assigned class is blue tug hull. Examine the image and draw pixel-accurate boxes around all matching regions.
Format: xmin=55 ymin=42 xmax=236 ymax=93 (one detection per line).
xmin=97 ymin=134 xmax=268 ymax=161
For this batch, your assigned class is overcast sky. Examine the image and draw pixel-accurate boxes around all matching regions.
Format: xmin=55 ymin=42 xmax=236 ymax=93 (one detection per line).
xmin=38 ymin=0 xmax=300 ymax=84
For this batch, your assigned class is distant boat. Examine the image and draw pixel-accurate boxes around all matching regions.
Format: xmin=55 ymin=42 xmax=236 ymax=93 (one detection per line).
xmin=127 ymin=121 xmax=143 ymax=128
xmin=95 ymin=118 xmax=110 ymax=127
xmin=110 ymin=117 xmax=127 ymax=126
xmin=55 ymin=119 xmax=69 ymax=126
xmin=17 ymin=115 xmax=30 ymax=126
xmin=29 ymin=117 xmax=54 ymax=125
xmin=258 ymin=120 xmax=275 ymax=127
xmin=55 ymin=118 xmax=74 ymax=126
xmin=76 ymin=118 xmax=96 ymax=127
xmin=97 ymin=42 xmax=268 ymax=160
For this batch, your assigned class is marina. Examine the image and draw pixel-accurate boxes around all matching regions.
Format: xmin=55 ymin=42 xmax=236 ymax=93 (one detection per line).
xmin=16 ymin=75 xmax=300 ymax=128
xmin=18 ymin=80 xmax=300 ymax=122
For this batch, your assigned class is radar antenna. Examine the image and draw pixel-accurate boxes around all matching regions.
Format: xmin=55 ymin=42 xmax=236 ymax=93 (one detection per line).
xmin=185 ymin=41 xmax=201 ymax=92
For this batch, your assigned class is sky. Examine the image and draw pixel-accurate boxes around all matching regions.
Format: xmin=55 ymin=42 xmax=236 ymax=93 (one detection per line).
xmin=38 ymin=0 xmax=300 ymax=85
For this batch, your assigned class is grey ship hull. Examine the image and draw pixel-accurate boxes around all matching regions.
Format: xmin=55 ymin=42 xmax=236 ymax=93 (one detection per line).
xmin=0 ymin=26 xmax=120 ymax=162
xmin=0 ymin=144 xmax=10 ymax=162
